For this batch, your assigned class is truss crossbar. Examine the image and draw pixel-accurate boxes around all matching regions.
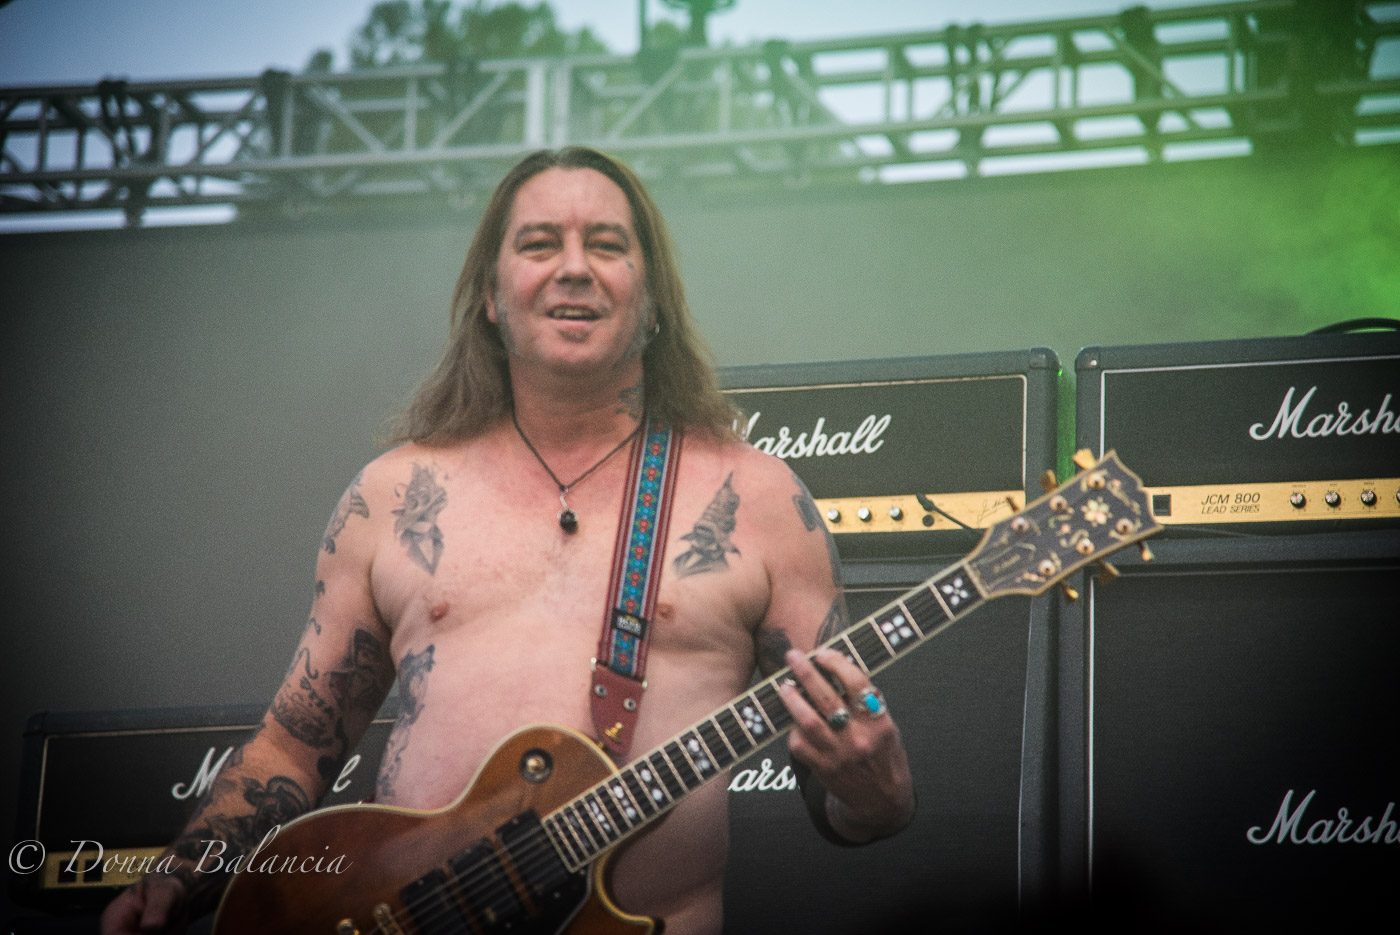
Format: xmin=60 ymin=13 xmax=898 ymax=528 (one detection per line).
xmin=1 ymin=0 xmax=1395 ymax=221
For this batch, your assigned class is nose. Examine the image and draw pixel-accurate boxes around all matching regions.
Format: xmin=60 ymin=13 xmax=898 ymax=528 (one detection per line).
xmin=556 ymin=234 xmax=592 ymax=285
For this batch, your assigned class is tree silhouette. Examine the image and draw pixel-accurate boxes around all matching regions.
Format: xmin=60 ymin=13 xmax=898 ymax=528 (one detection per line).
xmin=306 ymin=0 xmax=608 ymax=71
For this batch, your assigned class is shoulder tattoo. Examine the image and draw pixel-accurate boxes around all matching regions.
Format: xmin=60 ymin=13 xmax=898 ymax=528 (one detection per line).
xmin=323 ymin=471 xmax=370 ymax=554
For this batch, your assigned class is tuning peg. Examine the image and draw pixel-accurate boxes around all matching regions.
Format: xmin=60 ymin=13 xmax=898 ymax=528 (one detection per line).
xmin=1095 ymin=560 xmax=1120 ymax=584
xmin=1039 ymin=469 xmax=1058 ymax=493
xmin=1138 ymin=541 xmax=1154 ymax=562
xmin=1072 ymin=449 xmax=1096 ymax=471
xmin=1059 ymin=582 xmax=1080 ymax=602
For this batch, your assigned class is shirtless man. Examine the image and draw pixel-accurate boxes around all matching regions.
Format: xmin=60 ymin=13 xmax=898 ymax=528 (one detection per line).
xmin=102 ymin=147 xmax=915 ymax=935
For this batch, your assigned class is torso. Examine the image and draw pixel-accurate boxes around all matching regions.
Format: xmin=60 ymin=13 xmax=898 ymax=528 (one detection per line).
xmin=360 ymin=421 xmax=780 ymax=933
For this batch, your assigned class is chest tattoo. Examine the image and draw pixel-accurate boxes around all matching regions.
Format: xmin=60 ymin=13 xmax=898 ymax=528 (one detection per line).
xmin=673 ymin=472 xmax=741 ymax=578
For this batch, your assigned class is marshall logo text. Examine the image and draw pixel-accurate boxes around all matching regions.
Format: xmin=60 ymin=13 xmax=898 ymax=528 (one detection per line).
xmin=1249 ymin=386 xmax=1399 ymax=441
xmin=1247 ymin=789 xmax=1399 ymax=846
xmin=174 ymin=746 xmax=364 ymax=800
xmin=737 ymin=411 xmax=891 ymax=460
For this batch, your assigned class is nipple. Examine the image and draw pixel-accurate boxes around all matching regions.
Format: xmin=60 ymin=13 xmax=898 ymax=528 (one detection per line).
xmin=429 ymin=602 xmax=450 ymax=622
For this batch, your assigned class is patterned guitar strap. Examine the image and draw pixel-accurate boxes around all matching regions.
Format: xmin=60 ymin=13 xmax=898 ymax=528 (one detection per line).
xmin=590 ymin=417 xmax=682 ymax=760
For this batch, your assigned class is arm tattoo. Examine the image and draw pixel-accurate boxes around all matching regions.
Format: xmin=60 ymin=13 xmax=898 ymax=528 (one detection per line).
xmin=818 ymin=595 xmax=849 ymax=644
xmin=393 ymin=463 xmax=447 ymax=574
xmin=271 ymin=628 xmax=393 ymax=781
xmin=792 ymin=492 xmax=822 ymax=532
xmin=322 ymin=471 xmax=370 ymax=554
xmin=755 ymin=624 xmax=793 ymax=676
xmin=793 ymin=476 xmax=842 ymax=588
xmin=169 ymin=773 xmax=313 ymax=906
xmin=376 ymin=644 xmax=436 ymax=800
xmin=672 ymin=472 xmax=741 ymax=578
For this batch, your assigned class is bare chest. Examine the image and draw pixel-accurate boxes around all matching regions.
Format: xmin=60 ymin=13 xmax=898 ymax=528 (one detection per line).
xmin=368 ymin=452 xmax=769 ymax=787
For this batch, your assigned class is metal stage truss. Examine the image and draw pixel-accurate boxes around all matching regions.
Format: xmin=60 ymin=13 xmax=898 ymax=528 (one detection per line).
xmin=2 ymin=1 xmax=1397 ymax=224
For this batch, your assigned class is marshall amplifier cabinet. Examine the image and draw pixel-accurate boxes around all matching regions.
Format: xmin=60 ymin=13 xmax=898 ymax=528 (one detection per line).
xmin=719 ymin=352 xmax=1062 ymax=932
xmin=721 ymin=349 xmax=1060 ymax=559
xmin=1064 ymin=333 xmax=1400 ymax=927
xmin=1057 ymin=532 xmax=1400 ymax=928
xmin=1075 ymin=332 xmax=1400 ymax=533
xmin=10 ymin=703 xmax=397 ymax=915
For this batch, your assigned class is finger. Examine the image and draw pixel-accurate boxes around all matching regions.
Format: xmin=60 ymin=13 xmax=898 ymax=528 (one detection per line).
xmin=810 ymin=647 xmax=871 ymax=697
xmin=784 ymin=648 xmax=847 ymax=718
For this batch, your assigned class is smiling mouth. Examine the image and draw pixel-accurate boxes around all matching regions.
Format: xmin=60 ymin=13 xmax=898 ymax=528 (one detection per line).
xmin=549 ymin=306 xmax=600 ymax=321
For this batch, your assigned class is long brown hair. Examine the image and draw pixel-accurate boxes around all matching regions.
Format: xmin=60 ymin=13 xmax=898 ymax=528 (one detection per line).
xmin=388 ymin=147 xmax=736 ymax=445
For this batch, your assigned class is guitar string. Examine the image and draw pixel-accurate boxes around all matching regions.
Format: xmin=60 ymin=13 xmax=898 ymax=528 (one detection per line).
xmin=403 ymin=826 xmax=557 ymax=933
xmin=381 ymin=731 xmax=745 ymax=934
xmin=387 ymin=754 xmax=706 ymax=934
xmin=381 ymin=804 xmax=636 ymax=933
xmin=377 ymin=666 xmax=826 ymax=930
xmin=385 ymin=684 xmax=814 ymax=935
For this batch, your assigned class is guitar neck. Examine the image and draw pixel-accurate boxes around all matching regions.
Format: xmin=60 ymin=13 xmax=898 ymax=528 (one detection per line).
xmin=540 ymin=559 xmax=988 ymax=872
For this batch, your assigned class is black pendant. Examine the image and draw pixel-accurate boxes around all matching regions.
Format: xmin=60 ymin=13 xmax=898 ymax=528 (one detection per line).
xmin=558 ymin=509 xmax=579 ymax=533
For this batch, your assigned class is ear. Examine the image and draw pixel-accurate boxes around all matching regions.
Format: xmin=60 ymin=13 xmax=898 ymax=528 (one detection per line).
xmin=485 ymin=290 xmax=499 ymax=324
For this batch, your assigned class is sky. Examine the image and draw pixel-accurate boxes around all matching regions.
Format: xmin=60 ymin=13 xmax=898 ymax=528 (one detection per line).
xmin=0 ymin=0 xmax=1227 ymax=87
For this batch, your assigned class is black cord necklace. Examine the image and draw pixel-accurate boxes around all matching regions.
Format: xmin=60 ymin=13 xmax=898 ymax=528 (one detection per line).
xmin=511 ymin=410 xmax=642 ymax=533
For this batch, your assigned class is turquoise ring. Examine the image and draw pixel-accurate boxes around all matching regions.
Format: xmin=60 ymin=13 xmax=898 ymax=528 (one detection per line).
xmin=859 ymin=688 xmax=887 ymax=718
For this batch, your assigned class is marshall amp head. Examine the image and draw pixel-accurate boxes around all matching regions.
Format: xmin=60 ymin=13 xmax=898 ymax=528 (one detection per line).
xmin=1076 ymin=333 xmax=1400 ymax=531
xmin=720 ymin=350 xmax=1058 ymax=558
xmin=11 ymin=704 xmax=396 ymax=912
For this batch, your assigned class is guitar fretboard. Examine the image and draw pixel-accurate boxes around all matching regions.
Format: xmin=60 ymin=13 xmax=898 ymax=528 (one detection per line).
xmin=540 ymin=560 xmax=986 ymax=871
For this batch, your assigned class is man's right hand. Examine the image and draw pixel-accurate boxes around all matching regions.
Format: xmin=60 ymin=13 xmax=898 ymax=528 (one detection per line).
xmin=100 ymin=873 xmax=189 ymax=935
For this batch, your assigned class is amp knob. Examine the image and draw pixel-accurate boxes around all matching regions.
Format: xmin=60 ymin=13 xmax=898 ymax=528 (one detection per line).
xmin=1289 ymin=492 xmax=1306 ymax=509
xmin=1359 ymin=489 xmax=1377 ymax=507
xmin=857 ymin=507 xmax=873 ymax=523
xmin=1324 ymin=490 xmax=1342 ymax=508
xmin=825 ymin=508 xmax=841 ymax=524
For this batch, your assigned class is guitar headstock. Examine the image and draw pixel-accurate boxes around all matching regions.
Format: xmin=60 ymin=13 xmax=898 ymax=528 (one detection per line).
xmin=967 ymin=450 xmax=1161 ymax=598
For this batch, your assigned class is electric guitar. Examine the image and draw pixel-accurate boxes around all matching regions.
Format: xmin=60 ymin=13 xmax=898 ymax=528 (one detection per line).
xmin=213 ymin=451 xmax=1160 ymax=935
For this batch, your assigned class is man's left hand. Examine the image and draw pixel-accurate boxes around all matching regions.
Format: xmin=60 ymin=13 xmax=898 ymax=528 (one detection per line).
xmin=778 ymin=646 xmax=917 ymax=843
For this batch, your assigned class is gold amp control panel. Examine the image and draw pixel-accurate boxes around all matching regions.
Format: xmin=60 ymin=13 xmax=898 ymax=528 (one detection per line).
xmin=1143 ymin=478 xmax=1400 ymax=524
xmin=815 ymin=490 xmax=1024 ymax=534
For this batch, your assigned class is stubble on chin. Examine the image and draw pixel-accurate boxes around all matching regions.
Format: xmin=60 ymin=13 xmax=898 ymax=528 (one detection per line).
xmin=491 ymin=285 xmax=653 ymax=367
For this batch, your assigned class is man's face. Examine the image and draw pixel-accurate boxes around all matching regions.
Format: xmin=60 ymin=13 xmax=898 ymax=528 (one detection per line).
xmin=488 ymin=166 xmax=652 ymax=378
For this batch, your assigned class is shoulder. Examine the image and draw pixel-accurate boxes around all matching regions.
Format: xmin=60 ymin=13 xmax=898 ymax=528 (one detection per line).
xmin=680 ymin=432 xmax=806 ymax=530
xmin=354 ymin=441 xmax=468 ymax=498
xmin=325 ymin=443 xmax=466 ymax=539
